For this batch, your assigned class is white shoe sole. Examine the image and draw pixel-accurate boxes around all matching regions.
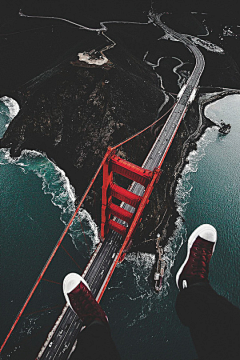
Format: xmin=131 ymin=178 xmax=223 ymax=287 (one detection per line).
xmin=176 ymin=224 xmax=217 ymax=289
xmin=63 ymin=273 xmax=90 ymax=309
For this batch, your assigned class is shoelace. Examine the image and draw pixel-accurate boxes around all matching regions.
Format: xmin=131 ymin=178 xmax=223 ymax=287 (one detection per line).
xmin=191 ymin=244 xmax=212 ymax=278
xmin=68 ymin=283 xmax=107 ymax=325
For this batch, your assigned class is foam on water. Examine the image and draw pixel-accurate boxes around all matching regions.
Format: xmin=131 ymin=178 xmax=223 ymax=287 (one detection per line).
xmin=160 ymin=217 xmax=186 ymax=289
xmin=106 ymin=227 xmax=186 ymax=328
xmin=160 ymin=126 xmax=218 ymax=285
xmin=0 ymin=99 xmax=99 ymax=254
xmin=126 ymin=252 xmax=155 ymax=290
xmin=102 ymin=252 xmax=155 ymax=326
xmin=120 ymin=126 xmax=218 ymax=326
xmin=0 ymin=97 xmax=20 ymax=138
xmin=176 ymin=127 xmax=217 ymax=217
xmin=120 ymin=126 xmax=217 ymax=305
xmin=0 ymin=96 xmax=20 ymax=121
xmin=0 ymin=148 xmax=99 ymax=252
xmin=1 ymin=98 xmax=101 ymax=350
xmin=0 ymin=106 xmax=216 ymax=334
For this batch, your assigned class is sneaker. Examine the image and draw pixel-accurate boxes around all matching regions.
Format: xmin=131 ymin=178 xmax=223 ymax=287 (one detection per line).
xmin=176 ymin=224 xmax=217 ymax=290
xmin=63 ymin=273 xmax=108 ymax=327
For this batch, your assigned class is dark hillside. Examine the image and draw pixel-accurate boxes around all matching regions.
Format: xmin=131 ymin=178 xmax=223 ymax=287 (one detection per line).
xmin=1 ymin=3 xmax=240 ymax=253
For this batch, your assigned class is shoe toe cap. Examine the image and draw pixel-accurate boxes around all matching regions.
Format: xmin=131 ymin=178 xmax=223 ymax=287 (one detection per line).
xmin=63 ymin=273 xmax=82 ymax=296
xmin=199 ymin=224 xmax=217 ymax=242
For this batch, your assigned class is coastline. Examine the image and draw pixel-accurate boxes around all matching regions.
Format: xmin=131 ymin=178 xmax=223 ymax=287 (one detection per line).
xmin=1 ymin=12 xmax=240 ymax=280
xmin=1 ymin=87 xmax=239 ymax=258
xmin=130 ymin=91 xmax=213 ymax=254
xmin=135 ymin=87 xmax=240 ymax=260
xmin=1 ymin=7 xmax=240 ymax=359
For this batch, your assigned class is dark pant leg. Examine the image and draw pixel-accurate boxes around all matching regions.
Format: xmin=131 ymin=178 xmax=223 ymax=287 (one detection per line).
xmin=176 ymin=283 xmax=240 ymax=360
xmin=70 ymin=320 xmax=121 ymax=360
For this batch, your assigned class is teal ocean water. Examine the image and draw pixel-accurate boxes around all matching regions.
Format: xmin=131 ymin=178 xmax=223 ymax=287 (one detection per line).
xmin=0 ymin=94 xmax=239 ymax=359
xmin=0 ymin=97 xmax=99 ymax=358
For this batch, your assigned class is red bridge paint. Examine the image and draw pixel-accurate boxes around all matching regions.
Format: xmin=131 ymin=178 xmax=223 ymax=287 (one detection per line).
xmin=109 ymin=183 xmax=142 ymax=207
xmin=97 ymin=166 xmax=162 ymax=302
xmin=101 ymin=152 xmax=162 ymax=255
xmin=108 ymin=201 xmax=133 ymax=224
xmin=110 ymin=155 xmax=153 ymax=187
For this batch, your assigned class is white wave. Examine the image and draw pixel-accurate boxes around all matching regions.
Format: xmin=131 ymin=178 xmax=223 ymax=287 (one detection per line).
xmin=125 ymin=251 xmax=155 ymax=291
xmin=0 ymin=147 xmax=99 ymax=253
xmin=140 ymin=127 xmax=217 ymax=301
xmin=111 ymin=225 xmax=186 ymax=328
xmin=160 ymin=217 xmax=186 ymax=292
xmin=0 ymin=96 xmax=20 ymax=121
xmin=0 ymin=98 xmax=99 ymax=255
xmin=77 ymin=209 xmax=100 ymax=249
xmin=0 ymin=96 xmax=20 ymax=139
xmin=24 ymin=151 xmax=99 ymax=251
xmin=176 ymin=127 xmax=216 ymax=217
xmin=151 ymin=128 xmax=218 ymax=298
xmin=112 ymin=131 xmax=221 ymax=315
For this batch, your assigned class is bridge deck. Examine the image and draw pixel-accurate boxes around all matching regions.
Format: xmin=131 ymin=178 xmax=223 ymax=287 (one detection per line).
xmin=37 ymin=15 xmax=205 ymax=359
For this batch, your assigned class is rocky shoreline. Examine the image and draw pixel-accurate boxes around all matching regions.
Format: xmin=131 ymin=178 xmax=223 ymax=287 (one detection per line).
xmin=0 ymin=60 xmax=218 ymax=257
xmin=1 ymin=9 xmax=240 ymax=272
xmin=140 ymin=87 xmax=240 ymax=254
xmin=131 ymin=90 xmax=214 ymax=254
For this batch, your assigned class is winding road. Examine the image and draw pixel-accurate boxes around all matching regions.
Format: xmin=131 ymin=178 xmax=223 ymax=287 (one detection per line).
xmin=37 ymin=13 xmax=205 ymax=360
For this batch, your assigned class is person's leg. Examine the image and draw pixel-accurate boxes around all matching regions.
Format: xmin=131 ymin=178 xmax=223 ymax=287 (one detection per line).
xmin=175 ymin=224 xmax=240 ymax=360
xmin=176 ymin=282 xmax=240 ymax=359
xmin=71 ymin=320 xmax=120 ymax=360
xmin=63 ymin=273 xmax=121 ymax=360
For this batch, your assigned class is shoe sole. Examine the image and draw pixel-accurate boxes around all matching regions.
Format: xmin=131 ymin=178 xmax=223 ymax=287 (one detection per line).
xmin=63 ymin=273 xmax=90 ymax=309
xmin=176 ymin=224 xmax=217 ymax=289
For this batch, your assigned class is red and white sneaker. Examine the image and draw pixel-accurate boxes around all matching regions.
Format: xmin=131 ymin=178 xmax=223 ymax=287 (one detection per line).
xmin=176 ymin=224 xmax=217 ymax=291
xmin=63 ymin=273 xmax=108 ymax=327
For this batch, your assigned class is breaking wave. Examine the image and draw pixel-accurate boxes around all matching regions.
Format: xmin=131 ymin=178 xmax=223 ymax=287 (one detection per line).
xmin=0 ymin=96 xmax=20 ymax=121
xmin=113 ymin=127 xmax=217 ymax=328
xmin=162 ymin=128 xmax=217 ymax=288
xmin=0 ymin=98 xmax=99 ymax=254
xmin=0 ymin=96 xmax=20 ymax=138
xmin=0 ymin=148 xmax=99 ymax=252
xmin=176 ymin=127 xmax=217 ymax=217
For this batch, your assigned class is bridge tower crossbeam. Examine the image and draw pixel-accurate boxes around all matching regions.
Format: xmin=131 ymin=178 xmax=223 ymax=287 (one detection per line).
xmin=101 ymin=147 xmax=162 ymax=261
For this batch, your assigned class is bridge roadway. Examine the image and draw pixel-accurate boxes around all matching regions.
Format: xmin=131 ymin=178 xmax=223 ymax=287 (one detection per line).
xmin=37 ymin=15 xmax=205 ymax=359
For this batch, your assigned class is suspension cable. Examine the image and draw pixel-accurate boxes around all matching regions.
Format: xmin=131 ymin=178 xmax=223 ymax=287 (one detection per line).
xmin=112 ymin=102 xmax=176 ymax=150
xmin=60 ymin=244 xmax=83 ymax=271
xmin=0 ymin=102 xmax=176 ymax=353
xmin=42 ymin=278 xmax=61 ymax=285
xmin=23 ymin=304 xmax=63 ymax=317
xmin=0 ymin=149 xmax=112 ymax=353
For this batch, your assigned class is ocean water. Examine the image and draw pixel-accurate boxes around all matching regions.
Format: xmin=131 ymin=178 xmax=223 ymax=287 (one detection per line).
xmin=0 ymin=93 xmax=239 ymax=359
xmin=0 ymin=98 xmax=99 ymax=358
xmin=101 ymin=94 xmax=240 ymax=360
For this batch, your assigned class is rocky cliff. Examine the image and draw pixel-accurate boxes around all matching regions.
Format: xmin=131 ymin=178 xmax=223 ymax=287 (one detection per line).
xmin=1 ymin=8 xmax=240 ymax=255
